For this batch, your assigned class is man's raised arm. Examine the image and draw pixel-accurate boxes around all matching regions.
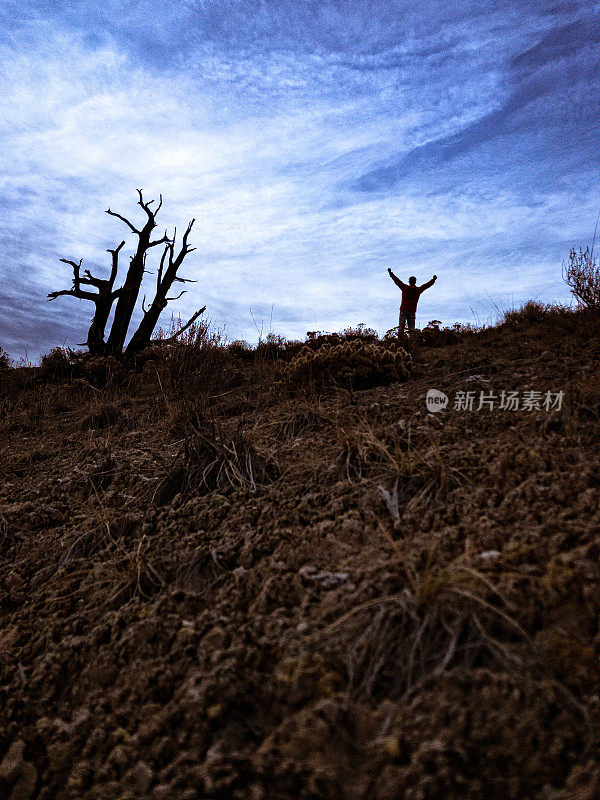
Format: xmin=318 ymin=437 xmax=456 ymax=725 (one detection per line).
xmin=419 ymin=274 xmax=437 ymax=292
xmin=387 ymin=268 xmax=406 ymax=290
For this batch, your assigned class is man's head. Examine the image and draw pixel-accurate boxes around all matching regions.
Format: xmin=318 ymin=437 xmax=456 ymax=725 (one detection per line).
xmin=409 ymin=276 xmax=417 ymax=285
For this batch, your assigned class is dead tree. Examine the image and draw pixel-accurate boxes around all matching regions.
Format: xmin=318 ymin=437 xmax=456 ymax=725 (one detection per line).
xmin=48 ymin=190 xmax=204 ymax=356
xmin=47 ymin=242 xmax=125 ymax=355
xmin=126 ymin=220 xmax=198 ymax=354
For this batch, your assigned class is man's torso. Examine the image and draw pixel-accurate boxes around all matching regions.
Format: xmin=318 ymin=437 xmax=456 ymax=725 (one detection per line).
xmin=400 ymin=286 xmax=421 ymax=311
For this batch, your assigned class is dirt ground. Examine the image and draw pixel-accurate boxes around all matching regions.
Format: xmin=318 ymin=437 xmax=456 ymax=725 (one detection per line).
xmin=1 ymin=310 xmax=599 ymax=799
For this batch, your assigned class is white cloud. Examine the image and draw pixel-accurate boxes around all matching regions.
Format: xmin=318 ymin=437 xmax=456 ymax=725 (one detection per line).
xmin=0 ymin=4 xmax=597 ymax=359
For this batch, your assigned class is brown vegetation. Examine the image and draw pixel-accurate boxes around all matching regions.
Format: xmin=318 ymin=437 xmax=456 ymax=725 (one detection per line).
xmin=0 ymin=305 xmax=599 ymax=799
xmin=563 ymin=245 xmax=600 ymax=310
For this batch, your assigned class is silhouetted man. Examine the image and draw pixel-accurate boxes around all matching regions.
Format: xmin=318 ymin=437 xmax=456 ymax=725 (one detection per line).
xmin=387 ymin=269 xmax=437 ymax=335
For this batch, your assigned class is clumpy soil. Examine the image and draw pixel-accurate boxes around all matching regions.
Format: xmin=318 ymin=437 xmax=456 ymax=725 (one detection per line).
xmin=1 ymin=315 xmax=599 ymax=799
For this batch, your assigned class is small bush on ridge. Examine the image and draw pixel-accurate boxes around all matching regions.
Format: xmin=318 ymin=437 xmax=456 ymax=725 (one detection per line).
xmin=278 ymin=339 xmax=412 ymax=394
xmin=563 ymin=245 xmax=600 ymax=309
xmin=0 ymin=347 xmax=10 ymax=370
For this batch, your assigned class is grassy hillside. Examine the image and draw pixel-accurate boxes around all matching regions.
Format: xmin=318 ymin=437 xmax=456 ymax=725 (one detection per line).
xmin=1 ymin=304 xmax=599 ymax=800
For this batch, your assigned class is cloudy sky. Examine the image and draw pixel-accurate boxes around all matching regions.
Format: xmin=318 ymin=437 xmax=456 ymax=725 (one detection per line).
xmin=0 ymin=1 xmax=599 ymax=360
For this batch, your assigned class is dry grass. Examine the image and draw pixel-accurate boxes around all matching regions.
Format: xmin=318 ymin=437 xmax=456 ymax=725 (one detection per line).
xmin=155 ymin=416 xmax=279 ymax=504
xmin=174 ymin=544 xmax=227 ymax=594
xmin=335 ymin=421 xmax=473 ymax=527
xmin=501 ymin=300 xmax=572 ymax=328
xmin=276 ymin=405 xmax=330 ymax=442
xmin=81 ymin=403 xmax=126 ymax=431
xmin=335 ymin=556 xmax=529 ymax=705
xmin=1 ymin=305 xmax=599 ymax=799
xmin=567 ymin=369 xmax=600 ymax=421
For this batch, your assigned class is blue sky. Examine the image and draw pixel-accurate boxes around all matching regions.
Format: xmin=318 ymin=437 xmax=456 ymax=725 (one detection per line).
xmin=0 ymin=0 xmax=599 ymax=360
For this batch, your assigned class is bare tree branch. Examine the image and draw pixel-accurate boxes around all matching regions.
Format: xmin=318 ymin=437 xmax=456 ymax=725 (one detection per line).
xmin=166 ymin=290 xmax=186 ymax=302
xmin=52 ymin=243 xmax=122 ymax=354
xmin=107 ymin=240 xmax=126 ymax=255
xmin=47 ymin=288 xmax=96 ymax=301
xmin=137 ymin=190 xmax=163 ymax=219
xmin=148 ymin=232 xmax=171 ymax=248
xmin=59 ymin=257 xmax=84 ymax=293
xmin=157 ymin=244 xmax=169 ymax=291
xmin=106 ymin=208 xmax=140 ymax=234
xmin=107 ymin=240 xmax=126 ymax=287
xmin=59 ymin=258 xmax=83 ymax=270
xmin=164 ymin=219 xmax=197 ymax=277
xmin=182 ymin=219 xmax=196 ymax=253
xmin=161 ymin=306 xmax=207 ymax=342
xmin=80 ymin=269 xmax=105 ymax=289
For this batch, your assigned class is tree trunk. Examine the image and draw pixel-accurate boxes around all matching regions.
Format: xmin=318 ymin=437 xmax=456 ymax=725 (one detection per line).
xmin=105 ymin=236 xmax=151 ymax=355
xmin=125 ymin=295 xmax=168 ymax=354
xmin=125 ymin=219 xmax=197 ymax=355
xmin=105 ymin=191 xmax=169 ymax=355
xmin=86 ymin=299 xmax=112 ymax=355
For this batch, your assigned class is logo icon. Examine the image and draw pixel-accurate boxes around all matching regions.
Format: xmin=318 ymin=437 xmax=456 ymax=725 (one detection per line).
xmin=426 ymin=388 xmax=448 ymax=413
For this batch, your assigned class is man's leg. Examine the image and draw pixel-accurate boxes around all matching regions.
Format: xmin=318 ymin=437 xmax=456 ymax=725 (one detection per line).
xmin=407 ymin=312 xmax=416 ymax=332
xmin=399 ymin=310 xmax=407 ymax=336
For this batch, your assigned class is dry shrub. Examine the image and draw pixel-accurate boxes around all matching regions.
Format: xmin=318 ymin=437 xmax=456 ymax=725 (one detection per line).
xmin=38 ymin=347 xmax=77 ymax=381
xmin=46 ymin=514 xmax=165 ymax=616
xmin=335 ymin=425 xmax=470 ymax=523
xmin=336 ymin=422 xmax=404 ymax=482
xmin=416 ymin=320 xmax=462 ymax=346
xmin=81 ymin=403 xmax=126 ymax=431
xmin=155 ymin=419 xmax=279 ymax=504
xmin=391 ymin=447 xmax=471 ymax=522
xmin=305 ymin=324 xmax=379 ymax=348
xmin=381 ymin=321 xmax=474 ymax=347
xmin=322 ymin=559 xmax=531 ymax=704
xmin=568 ymin=370 xmax=600 ymax=420
xmin=288 ymin=324 xmax=380 ymax=359
xmin=5 ymin=390 xmax=54 ymax=433
xmin=59 ymin=526 xmax=113 ymax=566
xmin=337 ymin=439 xmax=387 ymax=482
xmin=153 ymin=320 xmax=245 ymax=396
xmin=23 ymin=519 xmax=164 ymax=622
xmin=278 ymin=340 xmax=412 ymax=394
xmin=57 ymin=510 xmax=140 ymax=567
xmin=36 ymin=349 xmax=126 ymax=388
xmin=501 ymin=300 xmax=571 ymax=328
xmin=277 ymin=406 xmax=330 ymax=441
xmin=563 ymin=245 xmax=600 ymax=309
xmin=174 ymin=545 xmax=226 ymax=593
xmin=228 ymin=334 xmax=304 ymax=363
xmin=167 ymin=398 xmax=207 ymax=439
xmin=84 ymin=533 xmax=165 ymax=611
xmin=0 ymin=347 xmax=10 ymax=370
xmin=227 ymin=339 xmax=254 ymax=361
xmin=255 ymin=332 xmax=289 ymax=362
xmin=80 ymin=356 xmax=126 ymax=387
